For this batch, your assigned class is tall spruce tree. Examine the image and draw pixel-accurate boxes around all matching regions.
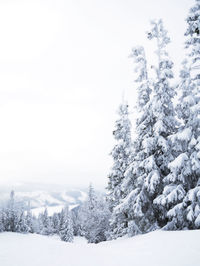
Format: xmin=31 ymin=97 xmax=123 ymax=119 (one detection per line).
xmin=183 ymin=0 xmax=200 ymax=229
xmin=111 ymin=46 xmax=152 ymax=237
xmin=144 ymin=20 xmax=178 ymax=227
xmin=112 ymin=20 xmax=177 ymax=237
xmin=142 ymin=19 xmax=178 ymax=228
xmin=155 ymin=0 xmax=200 ymax=230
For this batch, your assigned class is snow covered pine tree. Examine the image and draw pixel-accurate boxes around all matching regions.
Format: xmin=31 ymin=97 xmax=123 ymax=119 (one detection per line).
xmin=112 ymin=46 xmax=152 ymax=237
xmin=79 ymin=184 xmax=110 ymax=243
xmin=113 ymin=20 xmax=177 ymax=237
xmin=144 ymin=19 xmax=178 ymax=228
xmin=107 ymin=102 xmax=133 ymax=238
xmin=154 ymin=0 xmax=200 ymax=230
xmin=59 ymin=205 xmax=74 ymax=242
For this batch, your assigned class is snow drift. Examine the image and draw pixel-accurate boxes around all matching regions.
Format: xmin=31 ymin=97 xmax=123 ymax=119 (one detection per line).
xmin=0 ymin=230 xmax=199 ymax=266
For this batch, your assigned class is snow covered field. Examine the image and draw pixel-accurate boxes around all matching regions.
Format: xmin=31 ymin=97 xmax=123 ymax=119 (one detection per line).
xmin=0 ymin=230 xmax=200 ymax=266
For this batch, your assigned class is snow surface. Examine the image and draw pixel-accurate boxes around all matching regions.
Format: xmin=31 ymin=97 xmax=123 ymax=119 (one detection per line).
xmin=0 ymin=230 xmax=200 ymax=266
xmin=168 ymin=153 xmax=188 ymax=171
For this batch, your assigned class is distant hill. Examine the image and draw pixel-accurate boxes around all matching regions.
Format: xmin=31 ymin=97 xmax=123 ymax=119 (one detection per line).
xmin=0 ymin=182 xmax=105 ymax=216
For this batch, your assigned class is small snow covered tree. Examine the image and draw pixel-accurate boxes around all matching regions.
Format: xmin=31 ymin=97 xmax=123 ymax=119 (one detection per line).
xmin=107 ymin=102 xmax=132 ymax=210
xmin=155 ymin=0 xmax=200 ymax=230
xmin=5 ymin=190 xmax=22 ymax=232
xmin=15 ymin=209 xmax=29 ymax=233
xmin=26 ymin=208 xmax=36 ymax=233
xmin=39 ymin=208 xmax=53 ymax=235
xmin=52 ymin=213 xmax=60 ymax=234
xmin=88 ymin=183 xmax=97 ymax=210
xmin=6 ymin=190 xmax=16 ymax=232
xmin=0 ymin=209 xmax=4 ymax=232
xmin=1 ymin=208 xmax=8 ymax=232
xmin=71 ymin=206 xmax=80 ymax=236
xmin=107 ymin=102 xmax=132 ymax=237
xmin=79 ymin=184 xmax=110 ymax=243
xmin=59 ymin=205 xmax=74 ymax=242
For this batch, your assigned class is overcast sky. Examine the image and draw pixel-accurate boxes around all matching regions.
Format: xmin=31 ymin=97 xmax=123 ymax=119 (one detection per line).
xmin=0 ymin=0 xmax=192 ymax=188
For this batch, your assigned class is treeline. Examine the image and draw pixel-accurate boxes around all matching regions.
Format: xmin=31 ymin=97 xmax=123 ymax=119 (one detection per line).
xmin=0 ymin=185 xmax=111 ymax=243
xmin=107 ymin=0 xmax=200 ymax=238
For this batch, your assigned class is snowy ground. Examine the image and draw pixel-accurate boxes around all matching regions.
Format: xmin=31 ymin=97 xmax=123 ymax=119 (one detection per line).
xmin=0 ymin=230 xmax=200 ymax=266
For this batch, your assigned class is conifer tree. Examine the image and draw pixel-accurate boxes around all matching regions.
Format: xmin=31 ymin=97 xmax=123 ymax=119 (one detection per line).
xmin=142 ymin=19 xmax=178 ymax=228
xmin=59 ymin=206 xmax=74 ymax=242
xmin=26 ymin=209 xmax=35 ymax=233
xmin=182 ymin=0 xmax=200 ymax=229
xmin=107 ymin=102 xmax=132 ymax=237
xmin=155 ymin=0 xmax=200 ymax=230
xmin=52 ymin=213 xmax=60 ymax=234
xmin=71 ymin=207 xmax=80 ymax=236
xmin=16 ymin=209 xmax=29 ymax=233
xmin=111 ymin=46 xmax=152 ymax=237
xmin=39 ymin=208 xmax=52 ymax=235
xmin=107 ymin=102 xmax=132 ymax=211
xmin=79 ymin=184 xmax=110 ymax=243
xmin=112 ymin=20 xmax=177 ymax=237
xmin=0 ymin=209 xmax=4 ymax=232
xmin=7 ymin=190 xmax=16 ymax=232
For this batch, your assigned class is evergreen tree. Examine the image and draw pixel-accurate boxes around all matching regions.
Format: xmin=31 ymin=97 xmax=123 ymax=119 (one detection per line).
xmin=88 ymin=183 xmax=97 ymax=210
xmin=59 ymin=205 xmax=74 ymax=242
xmin=6 ymin=190 xmax=16 ymax=232
xmin=26 ymin=209 xmax=35 ymax=233
xmin=110 ymin=46 xmax=152 ymax=237
xmin=182 ymin=0 xmax=200 ymax=229
xmin=52 ymin=213 xmax=60 ymax=234
xmin=1 ymin=208 xmax=8 ymax=232
xmin=15 ymin=209 xmax=29 ymax=233
xmin=112 ymin=20 xmax=177 ymax=237
xmin=0 ymin=209 xmax=4 ymax=232
xmin=39 ymin=208 xmax=52 ymax=235
xmin=143 ymin=19 xmax=178 ymax=228
xmin=155 ymin=0 xmax=200 ymax=230
xmin=79 ymin=184 xmax=110 ymax=243
xmin=71 ymin=206 xmax=81 ymax=236
xmin=107 ymin=102 xmax=132 ymax=210
xmin=107 ymin=102 xmax=132 ymax=237
xmin=78 ymin=184 xmax=97 ymax=238
xmin=0 ymin=191 xmax=29 ymax=233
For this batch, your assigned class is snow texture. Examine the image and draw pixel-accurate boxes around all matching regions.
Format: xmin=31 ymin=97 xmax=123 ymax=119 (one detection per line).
xmin=0 ymin=230 xmax=200 ymax=266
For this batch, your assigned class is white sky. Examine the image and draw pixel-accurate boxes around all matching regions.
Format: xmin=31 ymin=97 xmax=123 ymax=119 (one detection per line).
xmin=0 ymin=0 xmax=192 ymax=188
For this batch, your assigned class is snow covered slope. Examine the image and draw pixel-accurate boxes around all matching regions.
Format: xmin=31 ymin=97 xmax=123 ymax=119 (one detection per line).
xmin=0 ymin=187 xmax=88 ymax=216
xmin=0 ymin=230 xmax=199 ymax=266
